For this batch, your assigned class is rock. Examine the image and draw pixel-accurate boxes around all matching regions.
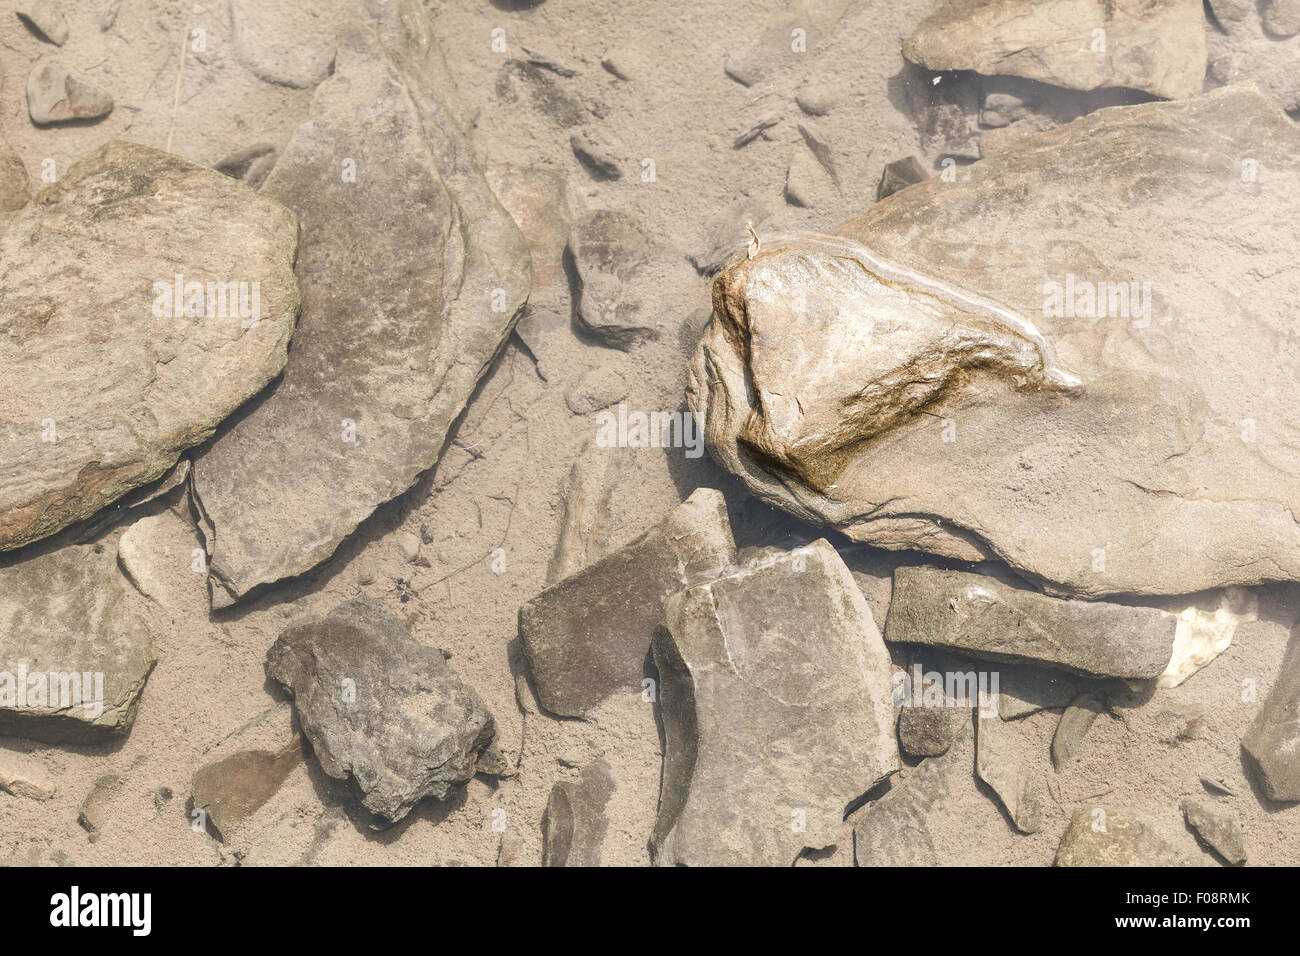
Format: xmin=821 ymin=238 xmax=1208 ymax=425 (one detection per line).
xmin=1054 ymin=807 xmax=1203 ymax=866
xmin=1051 ymin=693 xmax=1106 ymax=770
xmin=689 ymin=196 xmax=780 ymax=275
xmin=898 ymin=701 xmax=959 ymax=758
xmin=485 ymin=165 xmax=571 ymax=314
xmin=1181 ymin=798 xmax=1246 ymax=864
xmin=230 ymin=0 xmax=337 ymax=89
xmin=0 ymin=750 xmax=55 ymax=800
xmin=191 ymin=703 xmax=302 ymax=841
xmin=783 ymin=145 xmax=834 ymax=208
xmin=563 ymin=367 xmax=627 ymax=415
xmin=904 ymin=0 xmax=1206 ymax=100
xmin=1159 ymin=588 xmax=1257 ymax=688
xmin=976 ymin=712 xmax=1041 ymax=833
xmin=688 ymin=87 xmax=1300 ymax=598
xmin=0 ymin=141 xmax=299 ymax=553
xmin=876 ymin=155 xmax=928 ymax=201
xmin=542 ymin=759 xmax=616 ymax=866
xmin=99 ymin=0 xmax=121 ymax=31
xmin=191 ymin=0 xmax=529 ymax=608
xmin=853 ymin=724 xmax=972 ymax=866
xmin=545 ymin=441 xmax=635 ymax=586
xmin=214 ymin=143 xmax=277 ymax=189
xmin=795 ymin=82 xmax=838 ymax=116
xmin=980 ymin=91 xmax=1030 ymax=128
xmin=0 ymin=545 xmax=155 ymax=742
xmin=1207 ymin=4 xmax=1300 ymax=109
xmin=653 ymin=540 xmax=899 ymax=866
xmin=16 ymin=1 xmax=69 ymax=45
xmin=569 ymin=132 xmax=622 ymax=180
xmin=395 ymin=531 xmax=421 ymax=563
xmin=999 ymin=666 xmax=1088 ymax=719
xmin=569 ymin=210 xmax=697 ymax=349
xmin=117 ymin=510 xmax=204 ymax=610
xmin=1264 ymin=0 xmax=1300 ymax=37
xmin=885 ymin=568 xmax=1176 ymax=679
xmin=265 ymin=598 xmax=496 ymax=824
xmin=1242 ymin=623 xmax=1300 ymax=801
xmin=600 ymin=47 xmax=640 ymax=81
xmin=26 ymin=62 xmax=112 ymax=124
xmin=520 ymin=488 xmax=736 ymax=717
xmin=1200 ymin=775 xmax=1236 ymax=796
xmin=78 ymin=773 xmax=125 ymax=839
xmin=723 ymin=0 xmax=851 ymax=87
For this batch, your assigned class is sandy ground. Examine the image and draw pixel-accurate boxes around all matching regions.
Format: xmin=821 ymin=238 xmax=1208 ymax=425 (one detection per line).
xmin=0 ymin=0 xmax=1296 ymax=866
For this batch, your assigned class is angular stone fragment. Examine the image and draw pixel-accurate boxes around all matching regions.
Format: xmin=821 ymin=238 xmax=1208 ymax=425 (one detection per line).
xmin=79 ymin=773 xmax=124 ymax=838
xmin=569 ymin=210 xmax=696 ymax=349
xmin=544 ymin=441 xmax=635 ymax=586
xmin=117 ymin=510 xmax=205 ymax=610
xmin=1051 ymin=693 xmax=1106 ymax=770
xmin=230 ymin=0 xmax=339 ymax=89
xmin=192 ymin=0 xmax=529 ymax=608
xmin=904 ymin=0 xmax=1206 ymax=100
xmin=0 ymin=141 xmax=299 ymax=553
xmin=1160 ymin=588 xmax=1257 ymax=688
xmin=853 ymin=724 xmax=972 ymax=866
xmin=0 ymin=545 xmax=155 ymax=742
xmin=521 ymin=488 xmax=736 ymax=718
xmin=27 ymin=62 xmax=112 ymax=124
xmin=723 ymin=0 xmax=851 ymax=86
xmin=652 ymin=540 xmax=899 ymax=866
xmin=885 ymin=568 xmax=1175 ymax=679
xmin=485 ymin=165 xmax=572 ymax=314
xmin=977 ymin=712 xmax=1042 ymax=833
xmin=1054 ymin=807 xmax=1203 ymax=866
xmin=1241 ymin=624 xmax=1300 ymax=801
xmin=999 ymin=666 xmax=1087 ymax=719
xmin=265 ymin=598 xmax=495 ymax=824
xmin=689 ymin=87 xmax=1300 ymax=598
xmin=542 ymin=759 xmax=616 ymax=867
xmin=214 ymin=143 xmax=277 ymax=189
xmin=898 ymin=701 xmax=958 ymax=757
xmin=877 ymin=156 xmax=928 ymax=201
xmin=1181 ymin=798 xmax=1246 ymax=864
xmin=191 ymin=703 xmax=302 ymax=841
xmin=16 ymin=1 xmax=69 ymax=45
xmin=563 ymin=368 xmax=626 ymax=415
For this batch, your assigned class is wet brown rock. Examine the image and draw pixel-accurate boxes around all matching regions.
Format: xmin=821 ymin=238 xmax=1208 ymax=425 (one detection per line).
xmin=191 ymin=704 xmax=302 ymax=842
xmin=27 ymin=62 xmax=112 ymax=124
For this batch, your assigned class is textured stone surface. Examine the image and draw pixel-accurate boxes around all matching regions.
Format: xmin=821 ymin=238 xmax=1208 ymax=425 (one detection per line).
xmin=0 ymin=749 xmax=55 ymax=800
xmin=26 ymin=62 xmax=112 ymax=124
xmin=191 ymin=703 xmax=301 ymax=842
xmin=652 ymin=540 xmax=899 ymax=866
xmin=853 ymin=724 xmax=973 ymax=866
xmin=999 ymin=666 xmax=1088 ymax=719
xmin=0 ymin=545 xmax=154 ymax=742
xmin=0 ymin=142 xmax=298 ymax=553
xmin=117 ymin=510 xmax=205 ymax=610
xmin=690 ymin=87 xmax=1300 ymax=598
xmin=1208 ymin=0 xmax=1300 ymax=109
xmin=230 ymin=0 xmax=340 ymax=89
xmin=1242 ymin=623 xmax=1300 ymax=801
xmin=877 ymin=155 xmax=928 ymax=201
xmin=977 ymin=711 xmax=1042 ymax=833
xmin=1054 ymin=807 xmax=1203 ymax=866
xmin=520 ymin=488 xmax=736 ymax=718
xmin=1051 ymin=693 xmax=1106 ymax=769
xmin=898 ymin=701 xmax=959 ymax=757
xmin=904 ymin=0 xmax=1206 ymax=100
xmin=16 ymin=1 xmax=69 ymax=45
xmin=192 ymin=0 xmax=530 ymax=607
xmin=885 ymin=567 xmax=1175 ymax=678
xmin=266 ymin=598 xmax=496 ymax=824
xmin=1264 ymin=0 xmax=1300 ymax=37
xmin=1182 ymin=798 xmax=1246 ymax=864
xmin=542 ymin=759 xmax=616 ymax=867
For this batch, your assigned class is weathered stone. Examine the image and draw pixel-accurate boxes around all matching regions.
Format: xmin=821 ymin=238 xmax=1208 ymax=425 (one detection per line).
xmin=544 ymin=441 xmax=635 ymax=587
xmin=569 ymin=132 xmax=622 ymax=180
xmin=1242 ymin=623 xmax=1300 ymax=801
xmin=1160 ymin=588 xmax=1257 ymax=688
xmin=904 ymin=0 xmax=1206 ymax=100
xmin=689 ymin=87 xmax=1300 ymax=599
xmin=26 ymin=62 xmax=112 ymax=124
xmin=784 ymin=144 xmax=834 ymax=208
xmin=885 ymin=568 xmax=1175 ymax=679
xmin=877 ymin=156 xmax=928 ymax=201
xmin=485 ymin=165 xmax=571 ymax=313
xmin=0 ymin=141 xmax=298 ymax=553
xmin=1264 ymin=0 xmax=1300 ymax=37
xmin=78 ymin=773 xmax=125 ymax=839
xmin=230 ymin=0 xmax=339 ymax=89
xmin=514 ymin=308 xmax=575 ymax=382
xmin=1051 ymin=693 xmax=1106 ymax=770
xmin=1207 ymin=3 xmax=1300 ymax=109
xmin=16 ymin=1 xmax=69 ymax=45
xmin=192 ymin=0 xmax=529 ymax=608
xmin=395 ymin=531 xmax=421 ymax=564
xmin=853 ymin=724 xmax=972 ymax=866
xmin=795 ymin=82 xmax=838 ymax=116
xmin=117 ymin=510 xmax=204 ymax=610
xmin=1181 ymin=798 xmax=1246 ymax=864
xmin=191 ymin=703 xmax=302 ymax=841
xmin=723 ymin=0 xmax=851 ymax=86
xmin=0 ymin=545 xmax=155 ymax=742
xmin=0 ymin=750 xmax=55 ymax=800
xmin=976 ymin=711 xmax=1042 ymax=833
xmin=521 ymin=488 xmax=736 ymax=717
xmin=214 ymin=143 xmax=277 ymax=189
xmin=563 ymin=367 xmax=627 ymax=415
xmin=652 ymin=540 xmax=899 ymax=866
xmin=542 ymin=759 xmax=616 ymax=867
xmin=980 ymin=91 xmax=1030 ymax=128
xmin=1055 ymin=807 xmax=1203 ymax=866
xmin=898 ymin=701 xmax=958 ymax=757
xmin=570 ymin=210 xmax=697 ymax=349
xmin=266 ymin=598 xmax=496 ymax=824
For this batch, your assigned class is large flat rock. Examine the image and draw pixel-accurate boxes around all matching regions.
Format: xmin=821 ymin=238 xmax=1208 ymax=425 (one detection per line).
xmin=192 ymin=0 xmax=530 ymax=608
xmin=0 ymin=545 xmax=155 ymax=742
xmin=0 ymin=141 xmax=299 ymax=553
xmin=651 ymin=540 xmax=899 ymax=866
xmin=689 ymin=86 xmax=1300 ymax=598
xmin=904 ymin=0 xmax=1206 ymax=100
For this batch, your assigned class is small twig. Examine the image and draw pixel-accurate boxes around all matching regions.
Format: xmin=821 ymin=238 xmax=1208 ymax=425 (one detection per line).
xmin=165 ymin=26 xmax=189 ymax=153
